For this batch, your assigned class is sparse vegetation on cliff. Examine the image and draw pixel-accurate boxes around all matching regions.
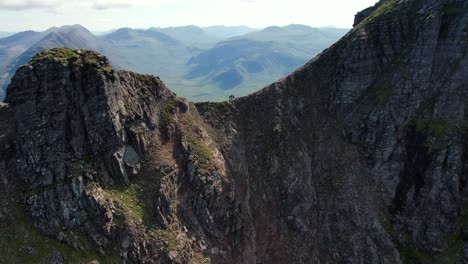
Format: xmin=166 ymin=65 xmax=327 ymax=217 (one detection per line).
xmin=160 ymin=97 xmax=178 ymax=129
xmin=103 ymin=183 xmax=145 ymax=220
xmin=0 ymin=103 xmax=12 ymax=147
xmin=0 ymin=194 xmax=120 ymax=263
xmin=411 ymin=117 xmax=451 ymax=138
xmin=29 ymin=48 xmax=80 ymax=64
xmin=27 ymin=48 xmax=113 ymax=73
xmin=188 ymin=137 xmax=214 ymax=175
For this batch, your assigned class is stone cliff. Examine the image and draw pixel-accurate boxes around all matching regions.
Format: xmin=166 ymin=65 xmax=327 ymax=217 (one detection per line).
xmin=0 ymin=0 xmax=467 ymax=263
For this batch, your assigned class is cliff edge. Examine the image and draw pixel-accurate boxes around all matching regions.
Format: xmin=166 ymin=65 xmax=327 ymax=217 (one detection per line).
xmin=0 ymin=0 xmax=467 ymax=263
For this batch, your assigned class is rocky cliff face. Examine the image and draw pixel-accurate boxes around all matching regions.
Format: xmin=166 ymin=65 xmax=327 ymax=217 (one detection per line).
xmin=0 ymin=0 xmax=467 ymax=263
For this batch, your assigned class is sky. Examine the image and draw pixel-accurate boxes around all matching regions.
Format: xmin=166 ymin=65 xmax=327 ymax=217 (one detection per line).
xmin=0 ymin=0 xmax=379 ymax=32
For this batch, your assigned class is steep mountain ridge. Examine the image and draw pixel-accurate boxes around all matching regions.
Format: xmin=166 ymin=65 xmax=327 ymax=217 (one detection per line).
xmin=0 ymin=30 xmax=45 ymax=98
xmin=0 ymin=0 xmax=467 ymax=263
xmin=0 ymin=25 xmax=104 ymax=100
xmin=10 ymin=25 xmax=101 ymax=73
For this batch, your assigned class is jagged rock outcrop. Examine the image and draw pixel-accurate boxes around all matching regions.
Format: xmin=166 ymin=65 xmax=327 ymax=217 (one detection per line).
xmin=0 ymin=0 xmax=467 ymax=263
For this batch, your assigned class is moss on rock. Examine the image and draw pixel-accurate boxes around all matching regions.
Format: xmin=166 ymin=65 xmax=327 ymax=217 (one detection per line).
xmin=27 ymin=48 xmax=113 ymax=74
xmin=0 ymin=199 xmax=120 ymax=263
xmin=412 ymin=118 xmax=451 ymax=138
xmin=159 ymin=97 xmax=178 ymax=129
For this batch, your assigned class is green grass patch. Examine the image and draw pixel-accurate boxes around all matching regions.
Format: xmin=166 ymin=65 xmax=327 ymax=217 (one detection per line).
xmin=27 ymin=48 xmax=113 ymax=74
xmin=442 ymin=3 xmax=465 ymax=16
xmin=189 ymin=139 xmax=214 ymax=175
xmin=358 ymin=0 xmax=402 ymax=25
xmin=80 ymin=50 xmax=113 ymax=74
xmin=412 ymin=118 xmax=451 ymax=138
xmin=369 ymin=80 xmax=392 ymax=104
xmin=129 ymin=125 xmax=147 ymax=137
xmin=100 ymin=183 xmax=145 ymax=221
xmin=0 ymin=103 xmax=13 ymax=152
xmin=399 ymin=229 xmax=464 ymax=264
xmin=87 ymin=175 xmax=157 ymax=226
xmin=400 ymin=199 xmax=468 ymax=263
xmin=159 ymin=97 xmax=178 ymax=130
xmin=197 ymin=102 xmax=231 ymax=117
xmin=29 ymin=48 xmax=80 ymax=65
xmin=155 ymin=229 xmax=177 ymax=250
xmin=179 ymin=114 xmax=215 ymax=176
xmin=400 ymin=247 xmax=433 ymax=264
xmin=195 ymin=101 xmax=232 ymax=126
xmin=356 ymin=0 xmax=424 ymax=28
xmin=0 ymin=201 xmax=120 ymax=263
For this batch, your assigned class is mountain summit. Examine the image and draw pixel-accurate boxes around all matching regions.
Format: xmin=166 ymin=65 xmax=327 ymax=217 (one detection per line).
xmin=0 ymin=0 xmax=467 ymax=263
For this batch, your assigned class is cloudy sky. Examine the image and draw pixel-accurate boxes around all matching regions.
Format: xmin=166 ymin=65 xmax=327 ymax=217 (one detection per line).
xmin=0 ymin=0 xmax=379 ymax=32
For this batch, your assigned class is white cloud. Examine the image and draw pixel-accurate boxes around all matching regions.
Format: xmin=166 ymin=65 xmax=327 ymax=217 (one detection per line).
xmin=91 ymin=0 xmax=161 ymax=9
xmin=0 ymin=0 xmax=155 ymax=11
xmin=0 ymin=0 xmax=379 ymax=31
xmin=0 ymin=0 xmax=63 ymax=10
xmin=92 ymin=1 xmax=132 ymax=10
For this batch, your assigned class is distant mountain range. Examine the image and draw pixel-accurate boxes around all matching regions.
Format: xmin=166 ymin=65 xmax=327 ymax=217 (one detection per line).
xmin=201 ymin=25 xmax=258 ymax=39
xmin=0 ymin=32 xmax=14 ymax=38
xmin=186 ymin=25 xmax=349 ymax=99
xmin=0 ymin=24 xmax=349 ymax=101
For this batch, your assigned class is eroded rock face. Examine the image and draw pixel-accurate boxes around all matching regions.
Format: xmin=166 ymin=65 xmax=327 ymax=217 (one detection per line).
xmin=1 ymin=0 xmax=468 ymax=263
xmin=6 ymin=52 xmax=171 ymax=188
xmin=4 ymin=49 xmax=178 ymax=261
xmin=326 ymin=0 xmax=468 ymax=252
xmin=197 ymin=0 xmax=468 ymax=262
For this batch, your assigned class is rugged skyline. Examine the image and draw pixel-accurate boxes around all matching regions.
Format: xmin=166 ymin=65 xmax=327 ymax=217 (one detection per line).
xmin=0 ymin=24 xmax=348 ymax=101
xmin=0 ymin=0 xmax=378 ymax=31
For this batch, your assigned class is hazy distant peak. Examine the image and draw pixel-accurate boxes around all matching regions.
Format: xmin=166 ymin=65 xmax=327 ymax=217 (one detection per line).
xmin=202 ymin=25 xmax=257 ymax=39
xmin=152 ymin=25 xmax=206 ymax=36
xmin=49 ymin=25 xmax=96 ymax=38
xmin=262 ymin=26 xmax=282 ymax=32
xmin=0 ymin=30 xmax=41 ymax=44
xmin=111 ymin=27 xmax=135 ymax=34
xmin=261 ymin=24 xmax=318 ymax=33
xmin=59 ymin=24 xmax=87 ymax=30
xmin=148 ymin=26 xmax=215 ymax=44
xmin=202 ymin=25 xmax=256 ymax=30
xmin=160 ymin=25 xmax=202 ymax=30
xmin=283 ymin=24 xmax=318 ymax=31
xmin=103 ymin=27 xmax=179 ymax=45
xmin=46 ymin=24 xmax=86 ymax=31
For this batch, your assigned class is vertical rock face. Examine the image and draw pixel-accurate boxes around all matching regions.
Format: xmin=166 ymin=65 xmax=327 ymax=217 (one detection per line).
xmin=1 ymin=0 xmax=468 ymax=263
xmin=323 ymin=0 xmax=468 ymax=252
xmin=4 ymin=49 xmax=179 ymax=262
xmin=6 ymin=49 xmax=172 ymax=188
xmin=197 ymin=0 xmax=468 ymax=262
